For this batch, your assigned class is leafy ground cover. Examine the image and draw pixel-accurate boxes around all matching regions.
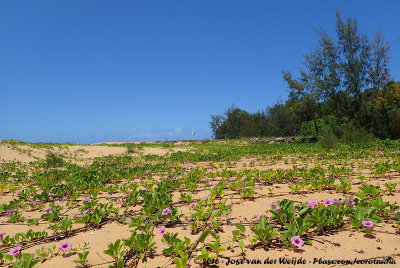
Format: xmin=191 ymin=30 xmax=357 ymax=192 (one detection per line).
xmin=0 ymin=139 xmax=399 ymax=267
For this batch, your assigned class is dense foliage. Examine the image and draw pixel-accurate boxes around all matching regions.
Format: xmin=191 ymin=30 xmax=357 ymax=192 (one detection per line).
xmin=210 ymin=13 xmax=399 ymax=140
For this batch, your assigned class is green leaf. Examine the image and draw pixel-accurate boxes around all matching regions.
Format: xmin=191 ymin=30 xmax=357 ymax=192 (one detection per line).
xmin=235 ymin=223 xmax=245 ymax=233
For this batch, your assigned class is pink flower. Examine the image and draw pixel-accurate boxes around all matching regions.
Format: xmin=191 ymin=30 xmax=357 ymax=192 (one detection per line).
xmin=145 ymin=170 xmax=150 ymax=174
xmin=83 ymin=197 xmax=92 ymax=202
xmin=362 ymin=220 xmax=374 ymax=228
xmin=131 ymin=181 xmax=137 ymax=184
xmin=59 ymin=242 xmax=72 ymax=251
xmin=161 ymin=207 xmax=170 ymax=216
xmin=48 ymin=193 xmax=56 ymax=197
xmin=323 ymin=199 xmax=333 ymax=207
xmin=347 ymin=199 xmax=355 ymax=205
xmin=213 ymin=182 xmax=218 ymax=186
xmin=9 ymin=246 xmax=21 ymax=255
xmin=4 ymin=209 xmax=16 ymax=217
xmin=241 ymin=178 xmax=245 ymax=182
xmin=291 ymin=236 xmax=304 ymax=247
xmin=0 ymin=233 xmax=7 ymax=240
xmin=332 ymin=199 xmax=343 ymax=206
xmin=44 ymin=207 xmax=52 ymax=213
xmin=82 ymin=209 xmax=89 ymax=215
xmin=189 ymin=202 xmax=196 ymax=207
xmin=269 ymin=202 xmax=276 ymax=207
xmin=257 ymin=213 xmax=264 ymax=220
xmin=306 ymin=201 xmax=319 ymax=208
xmin=274 ymin=206 xmax=283 ymax=212
xmin=157 ymin=227 xmax=166 ymax=235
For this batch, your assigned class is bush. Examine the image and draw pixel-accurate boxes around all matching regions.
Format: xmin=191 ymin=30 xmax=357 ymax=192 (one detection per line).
xmin=126 ymin=147 xmax=137 ymax=154
xmin=299 ymin=115 xmax=341 ymax=137
xmin=341 ymin=124 xmax=374 ymax=144
xmin=321 ymin=132 xmax=339 ymax=149
xmin=45 ymin=152 xmax=64 ymax=168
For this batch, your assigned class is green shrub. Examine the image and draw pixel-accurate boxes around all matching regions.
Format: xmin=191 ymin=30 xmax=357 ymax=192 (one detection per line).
xmin=45 ymin=152 xmax=64 ymax=168
xmin=321 ymin=132 xmax=339 ymax=149
xmin=126 ymin=147 xmax=137 ymax=154
xmin=341 ymin=124 xmax=374 ymax=144
xmin=299 ymin=115 xmax=341 ymax=137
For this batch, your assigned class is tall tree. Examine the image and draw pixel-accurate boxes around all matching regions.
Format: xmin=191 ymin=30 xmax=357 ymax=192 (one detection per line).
xmin=369 ymin=28 xmax=391 ymax=91
xmin=335 ymin=12 xmax=371 ymax=118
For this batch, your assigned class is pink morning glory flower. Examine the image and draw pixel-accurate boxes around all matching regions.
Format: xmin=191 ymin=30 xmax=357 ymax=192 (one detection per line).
xmin=82 ymin=209 xmax=89 ymax=215
xmin=323 ymin=199 xmax=333 ymax=207
xmin=347 ymin=199 xmax=355 ymax=205
xmin=362 ymin=220 xmax=374 ymax=228
xmin=190 ymin=202 xmax=196 ymax=207
xmin=291 ymin=236 xmax=304 ymax=247
xmin=306 ymin=201 xmax=319 ymax=208
xmin=161 ymin=207 xmax=170 ymax=216
xmin=257 ymin=213 xmax=264 ymax=220
xmin=0 ymin=233 xmax=7 ymax=240
xmin=241 ymin=178 xmax=245 ymax=182
xmin=4 ymin=209 xmax=16 ymax=217
xmin=157 ymin=227 xmax=166 ymax=235
xmin=83 ymin=197 xmax=92 ymax=202
xmin=332 ymin=199 xmax=343 ymax=206
xmin=145 ymin=170 xmax=150 ymax=174
xmin=44 ymin=208 xmax=52 ymax=213
xmin=59 ymin=242 xmax=72 ymax=251
xmin=274 ymin=206 xmax=283 ymax=212
xmin=48 ymin=193 xmax=56 ymax=197
xmin=269 ymin=202 xmax=276 ymax=207
xmin=213 ymin=182 xmax=218 ymax=186
xmin=9 ymin=246 xmax=22 ymax=255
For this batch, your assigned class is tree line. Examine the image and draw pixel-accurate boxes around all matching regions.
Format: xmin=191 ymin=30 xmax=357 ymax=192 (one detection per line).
xmin=210 ymin=12 xmax=399 ymax=141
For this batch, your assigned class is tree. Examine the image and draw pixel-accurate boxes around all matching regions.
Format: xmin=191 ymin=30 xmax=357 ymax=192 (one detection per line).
xmin=282 ymin=12 xmax=392 ymax=136
xmin=335 ymin=12 xmax=371 ymax=118
xmin=210 ymin=114 xmax=225 ymax=139
xmin=369 ymin=82 xmax=400 ymax=139
xmin=369 ymin=28 xmax=391 ymax=91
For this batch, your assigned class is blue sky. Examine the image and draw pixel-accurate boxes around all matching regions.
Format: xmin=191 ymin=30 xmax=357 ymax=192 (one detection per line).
xmin=1 ymin=1 xmax=399 ymax=143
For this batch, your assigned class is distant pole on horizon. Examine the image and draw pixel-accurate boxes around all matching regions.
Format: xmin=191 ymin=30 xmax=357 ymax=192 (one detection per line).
xmin=192 ymin=129 xmax=196 ymax=140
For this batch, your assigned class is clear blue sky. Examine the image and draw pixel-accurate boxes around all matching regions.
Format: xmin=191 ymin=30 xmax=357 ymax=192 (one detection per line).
xmin=1 ymin=1 xmax=399 ymax=143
